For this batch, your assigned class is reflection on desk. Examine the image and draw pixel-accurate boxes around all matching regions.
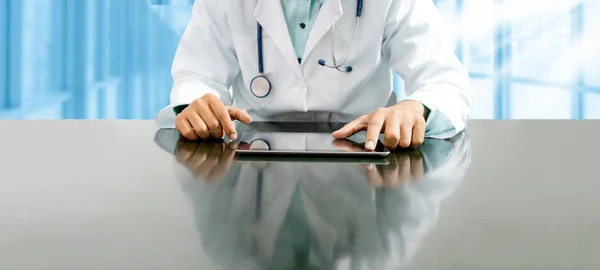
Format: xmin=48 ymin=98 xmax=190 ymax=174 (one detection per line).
xmin=153 ymin=129 xmax=471 ymax=270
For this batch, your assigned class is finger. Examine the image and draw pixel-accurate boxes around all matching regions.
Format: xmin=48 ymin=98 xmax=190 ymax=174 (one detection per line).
xmin=411 ymin=154 xmax=424 ymax=181
xmin=228 ymin=107 xmax=252 ymax=124
xmin=187 ymin=143 xmax=210 ymax=170
xmin=398 ymin=121 xmax=413 ymax=149
xmin=397 ymin=155 xmax=412 ymax=186
xmin=195 ymin=148 xmax=221 ymax=181
xmin=209 ymin=100 xmax=236 ymax=140
xmin=332 ymin=116 xmax=367 ymax=139
xmin=187 ymin=112 xmax=211 ymax=140
xmin=411 ymin=117 xmax=426 ymax=148
xmin=209 ymin=142 xmax=237 ymax=181
xmin=382 ymin=159 xmax=400 ymax=187
xmin=209 ymin=142 xmax=226 ymax=160
xmin=365 ymin=110 xmax=386 ymax=151
xmin=175 ymin=140 xmax=198 ymax=163
xmin=197 ymin=103 xmax=224 ymax=139
xmin=176 ymin=117 xmax=199 ymax=140
xmin=222 ymin=141 xmax=238 ymax=160
xmin=383 ymin=115 xmax=401 ymax=151
xmin=363 ymin=163 xmax=384 ymax=188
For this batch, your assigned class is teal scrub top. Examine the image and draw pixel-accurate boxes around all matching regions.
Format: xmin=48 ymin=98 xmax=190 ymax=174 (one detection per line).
xmin=281 ymin=0 xmax=324 ymax=59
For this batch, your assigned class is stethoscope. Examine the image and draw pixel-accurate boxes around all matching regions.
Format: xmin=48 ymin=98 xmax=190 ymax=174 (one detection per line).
xmin=250 ymin=0 xmax=364 ymax=98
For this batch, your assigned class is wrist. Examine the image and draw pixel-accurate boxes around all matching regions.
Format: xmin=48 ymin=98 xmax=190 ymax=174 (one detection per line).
xmin=395 ymin=100 xmax=429 ymax=119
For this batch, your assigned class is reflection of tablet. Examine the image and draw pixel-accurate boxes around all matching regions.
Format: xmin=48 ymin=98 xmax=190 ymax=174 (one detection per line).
xmin=236 ymin=132 xmax=390 ymax=157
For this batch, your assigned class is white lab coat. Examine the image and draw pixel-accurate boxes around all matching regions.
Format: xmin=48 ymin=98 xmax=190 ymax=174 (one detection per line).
xmin=154 ymin=0 xmax=472 ymax=139
xmin=166 ymin=132 xmax=472 ymax=270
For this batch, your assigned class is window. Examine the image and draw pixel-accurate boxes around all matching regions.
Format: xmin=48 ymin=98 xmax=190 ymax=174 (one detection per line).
xmin=461 ymin=0 xmax=495 ymax=76
xmin=584 ymin=93 xmax=600 ymax=119
xmin=509 ymin=84 xmax=571 ymax=119
xmin=470 ymin=78 xmax=495 ymax=119
xmin=510 ymin=4 xmax=573 ymax=85
xmin=583 ymin=2 xmax=600 ymax=87
xmin=21 ymin=0 xmax=54 ymax=102
xmin=443 ymin=0 xmax=599 ymax=119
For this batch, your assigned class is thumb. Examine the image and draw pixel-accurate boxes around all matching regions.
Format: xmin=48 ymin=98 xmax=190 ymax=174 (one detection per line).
xmin=332 ymin=117 xmax=366 ymax=139
xmin=228 ymin=107 xmax=252 ymax=124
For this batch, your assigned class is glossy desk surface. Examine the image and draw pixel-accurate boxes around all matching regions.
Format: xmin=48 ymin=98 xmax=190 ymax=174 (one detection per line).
xmin=1 ymin=120 xmax=599 ymax=270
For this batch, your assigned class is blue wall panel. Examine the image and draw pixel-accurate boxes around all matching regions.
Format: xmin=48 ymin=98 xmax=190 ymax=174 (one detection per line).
xmin=1 ymin=0 xmax=600 ymax=119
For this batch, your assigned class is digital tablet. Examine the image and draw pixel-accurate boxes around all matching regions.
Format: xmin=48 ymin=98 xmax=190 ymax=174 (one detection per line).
xmin=235 ymin=132 xmax=390 ymax=157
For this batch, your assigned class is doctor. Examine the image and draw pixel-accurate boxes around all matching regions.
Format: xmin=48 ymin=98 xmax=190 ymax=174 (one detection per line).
xmin=155 ymin=0 xmax=472 ymax=150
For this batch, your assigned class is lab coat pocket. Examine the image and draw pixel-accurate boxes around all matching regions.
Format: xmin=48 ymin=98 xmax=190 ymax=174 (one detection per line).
xmin=231 ymin=34 xmax=277 ymax=109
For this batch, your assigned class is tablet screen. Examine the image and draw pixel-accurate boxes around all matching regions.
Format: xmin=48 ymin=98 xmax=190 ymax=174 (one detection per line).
xmin=236 ymin=132 xmax=389 ymax=155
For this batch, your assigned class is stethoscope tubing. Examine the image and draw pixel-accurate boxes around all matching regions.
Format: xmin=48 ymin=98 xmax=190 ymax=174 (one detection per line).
xmin=257 ymin=23 xmax=264 ymax=74
xmin=252 ymin=0 xmax=363 ymax=95
xmin=322 ymin=16 xmax=360 ymax=72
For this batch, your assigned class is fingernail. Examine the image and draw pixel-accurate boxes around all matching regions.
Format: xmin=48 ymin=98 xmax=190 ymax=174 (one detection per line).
xmin=367 ymin=164 xmax=375 ymax=170
xmin=229 ymin=133 xmax=237 ymax=140
xmin=229 ymin=143 xmax=237 ymax=150
xmin=366 ymin=140 xmax=375 ymax=150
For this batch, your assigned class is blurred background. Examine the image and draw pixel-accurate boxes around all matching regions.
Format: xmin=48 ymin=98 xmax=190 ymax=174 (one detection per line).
xmin=0 ymin=0 xmax=598 ymax=119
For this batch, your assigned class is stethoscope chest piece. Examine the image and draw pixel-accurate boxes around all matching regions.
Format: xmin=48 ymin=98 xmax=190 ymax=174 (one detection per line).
xmin=250 ymin=75 xmax=271 ymax=98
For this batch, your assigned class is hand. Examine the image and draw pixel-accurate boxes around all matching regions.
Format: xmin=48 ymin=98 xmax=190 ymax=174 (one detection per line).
xmin=175 ymin=94 xmax=252 ymax=141
xmin=332 ymin=100 xmax=427 ymax=151
xmin=175 ymin=139 xmax=237 ymax=182
xmin=363 ymin=151 xmax=425 ymax=188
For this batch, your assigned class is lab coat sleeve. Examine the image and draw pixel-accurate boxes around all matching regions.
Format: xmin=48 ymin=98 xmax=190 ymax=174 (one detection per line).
xmin=154 ymin=0 xmax=239 ymax=128
xmin=382 ymin=0 xmax=473 ymax=139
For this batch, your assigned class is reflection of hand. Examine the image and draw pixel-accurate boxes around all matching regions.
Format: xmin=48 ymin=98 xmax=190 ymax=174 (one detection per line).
xmin=332 ymin=138 xmax=368 ymax=151
xmin=331 ymin=139 xmax=425 ymax=187
xmin=363 ymin=151 xmax=424 ymax=188
xmin=174 ymin=139 xmax=237 ymax=182
xmin=236 ymin=141 xmax=251 ymax=151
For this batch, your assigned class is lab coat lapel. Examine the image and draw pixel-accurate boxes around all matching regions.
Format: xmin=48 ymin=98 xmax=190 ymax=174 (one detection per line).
xmin=302 ymin=0 xmax=343 ymax=63
xmin=254 ymin=0 xmax=301 ymax=77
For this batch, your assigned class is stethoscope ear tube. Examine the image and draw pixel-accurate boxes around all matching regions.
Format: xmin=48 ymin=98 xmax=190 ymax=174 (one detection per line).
xmin=318 ymin=15 xmax=360 ymax=73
